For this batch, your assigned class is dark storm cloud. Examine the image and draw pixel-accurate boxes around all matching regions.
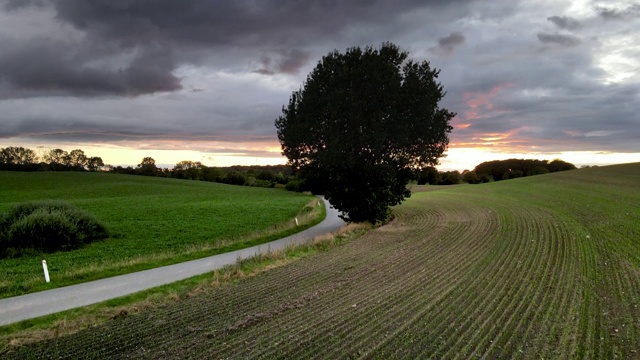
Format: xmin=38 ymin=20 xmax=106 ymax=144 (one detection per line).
xmin=547 ymin=16 xmax=581 ymax=30
xmin=121 ymin=46 xmax=182 ymax=95
xmin=50 ymin=0 xmax=462 ymax=47
xmin=596 ymin=3 xmax=640 ymax=20
xmin=536 ymin=32 xmax=582 ymax=47
xmin=2 ymin=0 xmax=469 ymax=98
xmin=0 ymin=40 xmax=181 ymax=98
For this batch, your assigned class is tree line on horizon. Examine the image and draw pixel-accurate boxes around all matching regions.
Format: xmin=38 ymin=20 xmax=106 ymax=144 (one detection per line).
xmin=0 ymin=146 xmax=293 ymax=189
xmin=118 ymin=156 xmax=293 ymax=188
xmin=0 ymin=146 xmax=577 ymax=190
xmin=0 ymin=146 xmax=105 ymax=172
xmin=417 ymin=158 xmax=577 ymax=185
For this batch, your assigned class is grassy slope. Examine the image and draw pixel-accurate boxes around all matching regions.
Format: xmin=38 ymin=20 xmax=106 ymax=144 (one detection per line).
xmin=0 ymin=172 xmax=321 ymax=298
xmin=3 ymin=163 xmax=639 ymax=359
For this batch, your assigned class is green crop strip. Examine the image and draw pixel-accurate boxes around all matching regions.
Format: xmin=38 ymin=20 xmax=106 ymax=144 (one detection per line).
xmin=0 ymin=172 xmax=322 ymax=298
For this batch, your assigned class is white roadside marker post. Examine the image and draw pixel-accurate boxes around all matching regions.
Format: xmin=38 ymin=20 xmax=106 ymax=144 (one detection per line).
xmin=295 ymin=217 xmax=299 ymax=226
xmin=42 ymin=260 xmax=50 ymax=283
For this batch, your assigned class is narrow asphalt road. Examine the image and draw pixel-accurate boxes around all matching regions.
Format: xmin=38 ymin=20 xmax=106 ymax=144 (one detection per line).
xmin=0 ymin=197 xmax=344 ymax=326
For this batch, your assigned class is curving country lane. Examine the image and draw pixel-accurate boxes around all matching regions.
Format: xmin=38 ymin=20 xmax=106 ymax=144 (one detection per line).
xmin=0 ymin=196 xmax=344 ymax=326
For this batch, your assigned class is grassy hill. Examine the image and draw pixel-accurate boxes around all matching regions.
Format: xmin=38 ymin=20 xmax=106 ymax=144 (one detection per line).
xmin=3 ymin=163 xmax=640 ymax=358
xmin=0 ymin=172 xmax=322 ymax=298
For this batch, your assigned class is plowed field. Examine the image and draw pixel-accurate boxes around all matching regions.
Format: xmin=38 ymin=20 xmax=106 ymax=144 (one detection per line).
xmin=4 ymin=163 xmax=640 ymax=359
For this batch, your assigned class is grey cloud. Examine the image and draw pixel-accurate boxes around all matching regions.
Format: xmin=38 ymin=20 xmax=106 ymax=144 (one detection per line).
xmin=0 ymin=35 xmax=181 ymax=98
xmin=547 ymin=16 xmax=581 ymax=30
xmin=256 ymin=49 xmax=311 ymax=75
xmin=0 ymin=83 xmax=284 ymax=143
xmin=472 ymin=80 xmax=640 ymax=152
xmin=277 ymin=49 xmax=312 ymax=74
xmin=255 ymin=56 xmax=275 ymax=76
xmin=50 ymin=0 xmax=465 ymax=48
xmin=441 ymin=26 xmax=640 ymax=154
xmin=3 ymin=0 xmax=470 ymax=98
xmin=537 ymin=32 xmax=581 ymax=47
xmin=121 ymin=46 xmax=182 ymax=95
xmin=596 ymin=3 xmax=640 ymax=20
xmin=0 ymin=111 xmax=276 ymax=143
xmin=2 ymin=0 xmax=46 ymax=11
xmin=436 ymin=32 xmax=465 ymax=55
xmin=0 ymin=40 xmax=120 ymax=97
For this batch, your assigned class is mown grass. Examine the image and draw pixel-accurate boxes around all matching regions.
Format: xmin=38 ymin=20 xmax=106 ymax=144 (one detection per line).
xmin=2 ymin=163 xmax=639 ymax=359
xmin=0 ymin=172 xmax=323 ymax=298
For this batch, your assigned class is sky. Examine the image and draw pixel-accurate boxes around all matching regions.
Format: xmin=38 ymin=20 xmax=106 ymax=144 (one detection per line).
xmin=0 ymin=0 xmax=639 ymax=171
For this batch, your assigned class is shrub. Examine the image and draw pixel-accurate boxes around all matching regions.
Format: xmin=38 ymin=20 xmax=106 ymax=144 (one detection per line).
xmin=438 ymin=171 xmax=460 ymax=185
xmin=285 ymin=180 xmax=304 ymax=192
xmin=221 ymin=171 xmax=246 ymax=186
xmin=463 ymin=171 xmax=481 ymax=184
xmin=0 ymin=200 xmax=109 ymax=259
xmin=502 ymin=169 xmax=524 ymax=180
xmin=256 ymin=171 xmax=275 ymax=182
xmin=417 ymin=167 xmax=439 ymax=185
xmin=480 ymin=174 xmax=494 ymax=183
xmin=526 ymin=166 xmax=550 ymax=176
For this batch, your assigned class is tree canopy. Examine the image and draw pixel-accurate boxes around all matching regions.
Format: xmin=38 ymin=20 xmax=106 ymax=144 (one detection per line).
xmin=0 ymin=146 xmax=294 ymax=189
xmin=275 ymin=43 xmax=454 ymax=223
xmin=0 ymin=146 xmax=105 ymax=172
xmin=0 ymin=146 xmax=36 ymax=165
xmin=474 ymin=158 xmax=576 ymax=182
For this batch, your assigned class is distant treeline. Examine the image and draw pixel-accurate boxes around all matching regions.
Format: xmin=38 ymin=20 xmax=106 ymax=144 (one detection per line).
xmin=417 ymin=158 xmax=577 ymax=185
xmin=0 ymin=147 xmax=105 ymax=172
xmin=0 ymin=146 xmax=294 ymax=189
xmin=1 ymin=146 xmax=578 ymax=189
xmin=113 ymin=157 xmax=294 ymax=188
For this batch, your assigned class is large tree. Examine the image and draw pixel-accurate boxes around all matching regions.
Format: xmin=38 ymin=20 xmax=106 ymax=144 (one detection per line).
xmin=137 ymin=157 xmax=159 ymax=176
xmin=44 ymin=148 xmax=66 ymax=163
xmin=44 ymin=148 xmax=68 ymax=170
xmin=66 ymin=149 xmax=88 ymax=170
xmin=172 ymin=160 xmax=204 ymax=180
xmin=0 ymin=146 xmax=37 ymax=165
xmin=86 ymin=156 xmax=105 ymax=172
xmin=275 ymin=43 xmax=454 ymax=223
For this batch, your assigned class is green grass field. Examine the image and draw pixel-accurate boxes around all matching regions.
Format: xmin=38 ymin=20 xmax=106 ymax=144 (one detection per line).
xmin=0 ymin=172 xmax=322 ymax=298
xmin=2 ymin=163 xmax=639 ymax=358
